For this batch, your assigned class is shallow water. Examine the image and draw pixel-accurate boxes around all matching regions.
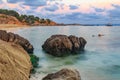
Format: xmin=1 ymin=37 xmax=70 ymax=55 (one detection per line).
xmin=5 ymin=26 xmax=120 ymax=80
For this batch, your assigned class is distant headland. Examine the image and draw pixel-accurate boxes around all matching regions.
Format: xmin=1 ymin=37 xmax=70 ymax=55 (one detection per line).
xmin=0 ymin=9 xmax=120 ymax=28
xmin=0 ymin=9 xmax=57 ymax=27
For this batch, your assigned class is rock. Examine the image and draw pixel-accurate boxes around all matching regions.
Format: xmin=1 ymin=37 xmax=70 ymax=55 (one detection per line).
xmin=98 ymin=34 xmax=104 ymax=37
xmin=42 ymin=35 xmax=87 ymax=57
xmin=0 ymin=40 xmax=32 ymax=80
xmin=92 ymin=35 xmax=95 ymax=37
xmin=0 ymin=30 xmax=33 ymax=54
xmin=42 ymin=68 xmax=81 ymax=80
xmin=0 ymin=30 xmax=9 ymax=41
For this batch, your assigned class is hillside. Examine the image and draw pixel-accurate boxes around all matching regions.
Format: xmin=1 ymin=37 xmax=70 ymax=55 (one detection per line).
xmin=0 ymin=14 xmax=23 ymax=25
xmin=0 ymin=9 xmax=57 ymax=26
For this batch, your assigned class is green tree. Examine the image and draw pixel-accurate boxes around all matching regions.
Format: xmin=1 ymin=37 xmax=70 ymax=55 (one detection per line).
xmin=0 ymin=9 xmax=20 ymax=20
xmin=40 ymin=18 xmax=45 ymax=23
xmin=46 ymin=19 xmax=51 ymax=24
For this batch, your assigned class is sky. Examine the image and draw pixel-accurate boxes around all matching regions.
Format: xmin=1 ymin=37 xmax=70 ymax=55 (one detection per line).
xmin=0 ymin=0 xmax=120 ymax=24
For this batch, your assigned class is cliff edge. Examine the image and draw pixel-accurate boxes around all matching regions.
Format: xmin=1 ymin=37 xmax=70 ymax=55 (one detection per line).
xmin=0 ymin=14 xmax=23 ymax=25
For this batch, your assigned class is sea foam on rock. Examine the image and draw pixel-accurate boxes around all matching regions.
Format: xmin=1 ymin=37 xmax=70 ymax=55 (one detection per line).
xmin=42 ymin=35 xmax=87 ymax=57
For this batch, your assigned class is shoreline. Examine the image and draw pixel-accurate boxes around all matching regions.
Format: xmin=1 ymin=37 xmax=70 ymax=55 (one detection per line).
xmin=0 ymin=24 xmax=117 ymax=30
xmin=0 ymin=24 xmax=29 ymax=28
xmin=0 ymin=24 xmax=61 ymax=29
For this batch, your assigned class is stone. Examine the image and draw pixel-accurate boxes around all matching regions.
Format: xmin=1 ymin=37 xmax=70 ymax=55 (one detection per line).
xmin=0 ymin=40 xmax=32 ymax=80
xmin=42 ymin=68 xmax=81 ymax=80
xmin=0 ymin=30 xmax=33 ymax=54
xmin=42 ymin=35 xmax=87 ymax=57
xmin=98 ymin=34 xmax=104 ymax=37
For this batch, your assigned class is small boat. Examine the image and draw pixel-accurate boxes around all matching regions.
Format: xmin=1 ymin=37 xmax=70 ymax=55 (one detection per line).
xmin=106 ymin=23 xmax=112 ymax=26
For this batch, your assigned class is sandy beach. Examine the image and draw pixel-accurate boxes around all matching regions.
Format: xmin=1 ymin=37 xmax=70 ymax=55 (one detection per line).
xmin=0 ymin=24 xmax=28 ymax=28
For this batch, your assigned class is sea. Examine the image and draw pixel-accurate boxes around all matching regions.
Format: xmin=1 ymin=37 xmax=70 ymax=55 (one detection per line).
xmin=3 ymin=26 xmax=120 ymax=80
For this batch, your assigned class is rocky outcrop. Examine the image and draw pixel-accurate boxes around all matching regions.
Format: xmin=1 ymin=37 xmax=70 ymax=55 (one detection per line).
xmin=42 ymin=68 xmax=81 ymax=80
xmin=42 ymin=35 xmax=87 ymax=57
xmin=0 ymin=40 xmax=32 ymax=80
xmin=0 ymin=30 xmax=33 ymax=54
xmin=0 ymin=14 xmax=23 ymax=25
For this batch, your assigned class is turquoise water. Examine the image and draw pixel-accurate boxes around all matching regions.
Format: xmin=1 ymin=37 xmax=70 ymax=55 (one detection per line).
xmin=6 ymin=26 xmax=120 ymax=80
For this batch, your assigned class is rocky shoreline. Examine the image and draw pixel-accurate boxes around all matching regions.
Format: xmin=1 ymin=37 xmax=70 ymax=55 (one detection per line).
xmin=0 ymin=30 xmax=34 ymax=54
xmin=0 ymin=40 xmax=32 ymax=80
xmin=0 ymin=30 xmax=86 ymax=80
xmin=0 ymin=30 xmax=38 ymax=80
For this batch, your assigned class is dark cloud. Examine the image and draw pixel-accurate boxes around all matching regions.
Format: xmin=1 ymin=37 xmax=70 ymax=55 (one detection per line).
xmin=8 ymin=0 xmax=47 ymax=9
xmin=0 ymin=0 xmax=3 ymax=4
xmin=49 ymin=12 xmax=108 ymax=24
xmin=69 ymin=5 xmax=78 ymax=10
xmin=44 ymin=5 xmax=59 ymax=12
xmin=109 ymin=5 xmax=120 ymax=18
xmin=107 ymin=5 xmax=120 ymax=24
xmin=94 ymin=8 xmax=105 ymax=12
xmin=23 ymin=0 xmax=46 ymax=7
xmin=7 ymin=0 xmax=24 ymax=3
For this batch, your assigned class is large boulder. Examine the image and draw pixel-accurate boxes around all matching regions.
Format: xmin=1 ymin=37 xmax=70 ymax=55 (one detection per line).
xmin=42 ymin=68 xmax=81 ymax=80
xmin=42 ymin=35 xmax=87 ymax=57
xmin=0 ymin=30 xmax=33 ymax=54
xmin=0 ymin=40 xmax=32 ymax=80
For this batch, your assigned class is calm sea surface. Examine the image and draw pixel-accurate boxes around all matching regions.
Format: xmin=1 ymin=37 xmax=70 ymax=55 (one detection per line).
xmin=4 ymin=26 xmax=120 ymax=80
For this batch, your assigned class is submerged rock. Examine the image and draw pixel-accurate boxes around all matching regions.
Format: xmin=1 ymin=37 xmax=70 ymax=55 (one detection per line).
xmin=98 ymin=34 xmax=104 ymax=37
xmin=0 ymin=30 xmax=33 ymax=54
xmin=42 ymin=35 xmax=87 ymax=57
xmin=0 ymin=40 xmax=32 ymax=80
xmin=42 ymin=68 xmax=81 ymax=80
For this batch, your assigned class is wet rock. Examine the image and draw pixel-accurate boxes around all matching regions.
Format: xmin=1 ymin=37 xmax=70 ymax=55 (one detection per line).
xmin=98 ymin=34 xmax=104 ymax=37
xmin=0 ymin=30 xmax=9 ymax=41
xmin=0 ymin=30 xmax=33 ymax=54
xmin=42 ymin=34 xmax=87 ymax=57
xmin=42 ymin=68 xmax=81 ymax=80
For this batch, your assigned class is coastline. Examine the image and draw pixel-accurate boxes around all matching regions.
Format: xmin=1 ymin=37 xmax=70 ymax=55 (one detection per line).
xmin=0 ymin=24 xmax=29 ymax=28
xmin=0 ymin=24 xmax=60 ymax=28
xmin=0 ymin=24 xmax=116 ymax=30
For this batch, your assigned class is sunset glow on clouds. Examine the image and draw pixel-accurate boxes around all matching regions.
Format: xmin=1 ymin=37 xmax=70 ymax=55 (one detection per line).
xmin=0 ymin=0 xmax=120 ymax=24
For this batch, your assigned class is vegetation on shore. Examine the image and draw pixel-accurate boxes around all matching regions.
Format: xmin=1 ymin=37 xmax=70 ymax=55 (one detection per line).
xmin=0 ymin=9 xmax=57 ymax=26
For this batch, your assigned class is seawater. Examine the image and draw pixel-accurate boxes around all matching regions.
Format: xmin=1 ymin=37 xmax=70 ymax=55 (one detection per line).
xmin=5 ymin=26 xmax=120 ymax=80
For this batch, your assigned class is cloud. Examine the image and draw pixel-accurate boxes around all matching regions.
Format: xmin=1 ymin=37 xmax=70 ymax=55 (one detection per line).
xmin=69 ymin=5 xmax=78 ymax=10
xmin=1 ymin=0 xmax=120 ymax=24
xmin=49 ymin=12 xmax=109 ymax=24
xmin=44 ymin=5 xmax=59 ymax=12
xmin=109 ymin=4 xmax=120 ymax=17
xmin=23 ymin=0 xmax=46 ymax=7
xmin=0 ymin=1 xmax=3 ymax=4
xmin=94 ymin=8 xmax=105 ymax=12
xmin=7 ymin=0 xmax=24 ymax=3
xmin=107 ymin=5 xmax=120 ymax=23
xmin=8 ymin=0 xmax=47 ymax=9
